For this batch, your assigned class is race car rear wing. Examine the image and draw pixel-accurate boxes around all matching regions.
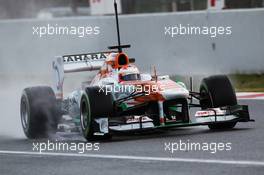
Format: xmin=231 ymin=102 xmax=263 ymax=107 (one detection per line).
xmin=62 ymin=52 xmax=111 ymax=73
xmin=52 ymin=52 xmax=111 ymax=99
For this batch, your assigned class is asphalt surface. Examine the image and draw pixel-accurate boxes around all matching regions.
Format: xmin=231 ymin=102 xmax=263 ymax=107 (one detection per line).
xmin=0 ymin=100 xmax=263 ymax=175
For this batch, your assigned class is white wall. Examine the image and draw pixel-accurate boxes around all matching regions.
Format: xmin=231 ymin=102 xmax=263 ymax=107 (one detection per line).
xmin=0 ymin=8 xmax=263 ymax=77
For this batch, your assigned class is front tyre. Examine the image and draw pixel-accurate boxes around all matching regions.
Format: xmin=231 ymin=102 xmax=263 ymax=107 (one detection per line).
xmin=208 ymin=122 xmax=237 ymax=130
xmin=80 ymin=86 xmax=113 ymax=141
xmin=80 ymin=93 xmax=93 ymax=140
xmin=199 ymin=75 xmax=237 ymax=130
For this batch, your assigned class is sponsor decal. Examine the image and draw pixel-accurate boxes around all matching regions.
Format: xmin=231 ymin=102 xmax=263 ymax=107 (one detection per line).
xmin=126 ymin=116 xmax=152 ymax=124
xmin=63 ymin=53 xmax=108 ymax=63
xmin=195 ymin=108 xmax=226 ymax=117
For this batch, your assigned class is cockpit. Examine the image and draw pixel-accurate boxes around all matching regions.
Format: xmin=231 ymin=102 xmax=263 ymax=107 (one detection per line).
xmin=119 ymin=73 xmax=141 ymax=81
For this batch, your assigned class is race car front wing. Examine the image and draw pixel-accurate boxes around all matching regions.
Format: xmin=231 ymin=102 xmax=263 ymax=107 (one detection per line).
xmin=92 ymin=104 xmax=253 ymax=134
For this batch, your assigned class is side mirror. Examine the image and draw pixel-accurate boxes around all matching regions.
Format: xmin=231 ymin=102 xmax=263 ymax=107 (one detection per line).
xmin=140 ymin=74 xmax=152 ymax=81
xmin=129 ymin=58 xmax=135 ymax=63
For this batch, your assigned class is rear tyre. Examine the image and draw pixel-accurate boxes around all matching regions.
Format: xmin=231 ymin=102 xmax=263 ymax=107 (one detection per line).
xmin=20 ymin=86 xmax=61 ymax=139
xmin=80 ymin=86 xmax=113 ymax=141
xmin=199 ymin=75 xmax=237 ymax=130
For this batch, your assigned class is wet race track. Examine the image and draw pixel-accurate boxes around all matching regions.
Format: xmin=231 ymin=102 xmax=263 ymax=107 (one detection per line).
xmin=0 ymin=98 xmax=263 ymax=175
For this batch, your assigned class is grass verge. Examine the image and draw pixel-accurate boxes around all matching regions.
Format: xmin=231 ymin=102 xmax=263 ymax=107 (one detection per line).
xmin=228 ymin=74 xmax=264 ymax=92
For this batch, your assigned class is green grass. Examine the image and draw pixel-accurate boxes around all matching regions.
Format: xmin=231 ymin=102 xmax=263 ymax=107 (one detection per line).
xmin=228 ymin=74 xmax=264 ymax=92
xmin=170 ymin=74 xmax=264 ymax=92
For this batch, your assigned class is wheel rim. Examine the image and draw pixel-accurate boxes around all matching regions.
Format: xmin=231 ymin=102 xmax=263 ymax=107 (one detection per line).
xmin=21 ymin=97 xmax=29 ymax=130
xmin=80 ymin=99 xmax=89 ymax=131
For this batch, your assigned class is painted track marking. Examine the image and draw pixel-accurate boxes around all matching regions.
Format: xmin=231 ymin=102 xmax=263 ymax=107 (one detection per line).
xmin=237 ymin=93 xmax=264 ymax=99
xmin=0 ymin=150 xmax=264 ymax=166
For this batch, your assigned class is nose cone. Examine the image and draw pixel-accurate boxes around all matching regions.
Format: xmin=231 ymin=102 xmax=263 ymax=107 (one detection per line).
xmin=154 ymin=79 xmax=189 ymax=100
xmin=160 ymin=87 xmax=189 ymax=100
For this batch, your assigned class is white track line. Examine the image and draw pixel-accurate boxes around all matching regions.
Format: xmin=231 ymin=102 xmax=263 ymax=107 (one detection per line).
xmin=0 ymin=150 xmax=264 ymax=166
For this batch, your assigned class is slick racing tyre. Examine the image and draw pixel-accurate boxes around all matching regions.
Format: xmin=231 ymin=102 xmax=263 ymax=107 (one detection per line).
xmin=199 ymin=75 xmax=237 ymax=130
xmin=20 ymin=86 xmax=61 ymax=139
xmin=80 ymin=86 xmax=113 ymax=141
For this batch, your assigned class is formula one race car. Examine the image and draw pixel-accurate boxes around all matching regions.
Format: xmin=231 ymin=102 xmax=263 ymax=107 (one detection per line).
xmin=20 ymin=1 xmax=253 ymax=140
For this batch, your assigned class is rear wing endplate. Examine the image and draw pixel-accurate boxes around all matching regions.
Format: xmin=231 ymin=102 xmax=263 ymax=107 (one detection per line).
xmin=52 ymin=52 xmax=111 ymax=99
